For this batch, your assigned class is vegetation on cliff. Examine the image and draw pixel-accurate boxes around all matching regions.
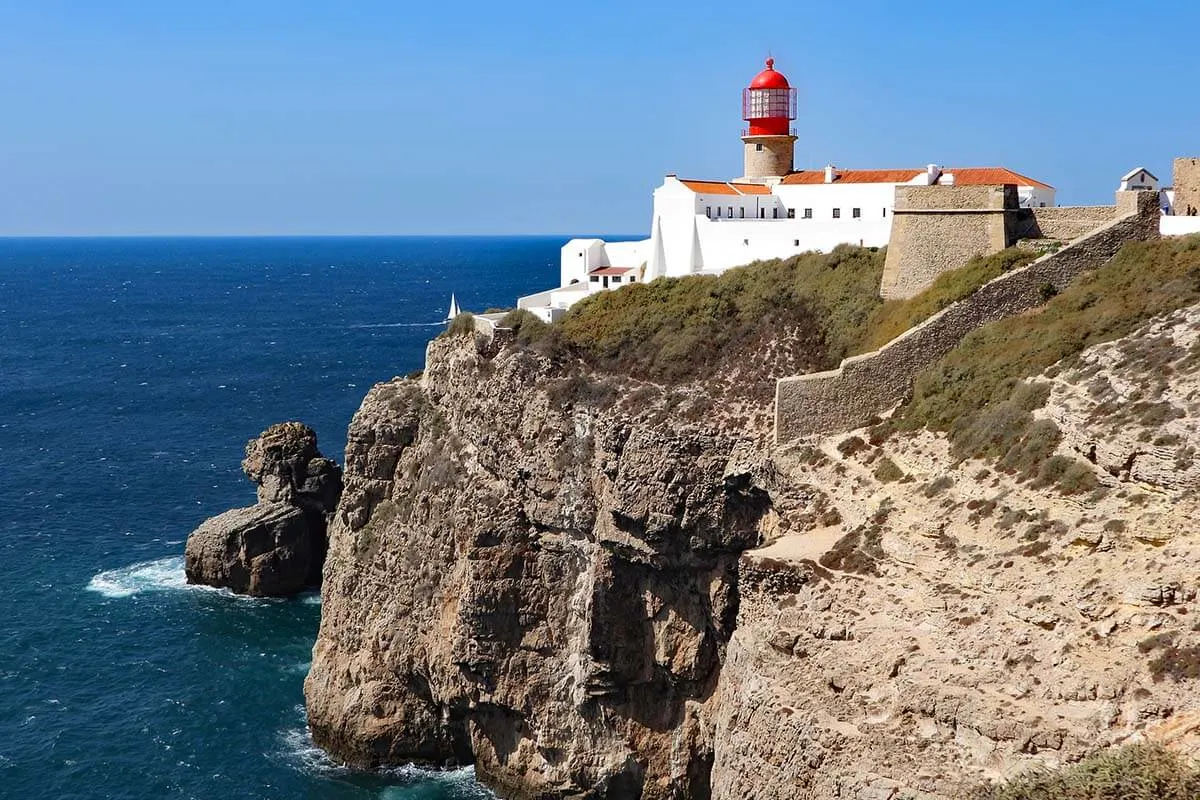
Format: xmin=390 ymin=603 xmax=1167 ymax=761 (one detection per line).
xmin=487 ymin=246 xmax=1036 ymax=406
xmin=972 ymin=743 xmax=1200 ymax=800
xmin=894 ymin=235 xmax=1200 ymax=488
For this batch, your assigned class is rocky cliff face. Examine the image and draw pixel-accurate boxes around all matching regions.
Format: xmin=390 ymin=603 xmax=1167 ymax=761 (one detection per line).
xmin=304 ymin=334 xmax=782 ymax=796
xmin=307 ymin=306 xmax=1200 ymax=798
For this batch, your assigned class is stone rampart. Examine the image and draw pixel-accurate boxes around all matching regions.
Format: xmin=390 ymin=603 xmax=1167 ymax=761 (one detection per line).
xmin=1174 ymin=157 xmax=1200 ymax=217
xmin=879 ymin=184 xmax=1016 ymax=300
xmin=774 ymin=191 xmax=1160 ymax=443
xmin=1014 ymin=205 xmax=1119 ymax=241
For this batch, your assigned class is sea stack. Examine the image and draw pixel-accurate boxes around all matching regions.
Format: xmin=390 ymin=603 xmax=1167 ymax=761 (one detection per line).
xmin=185 ymin=421 xmax=342 ymax=597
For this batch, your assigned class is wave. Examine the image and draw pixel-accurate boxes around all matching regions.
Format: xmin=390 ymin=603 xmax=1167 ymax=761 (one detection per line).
xmin=279 ymin=723 xmax=495 ymax=797
xmin=85 ymin=556 xmax=189 ymax=598
xmin=349 ymin=321 xmax=446 ymax=329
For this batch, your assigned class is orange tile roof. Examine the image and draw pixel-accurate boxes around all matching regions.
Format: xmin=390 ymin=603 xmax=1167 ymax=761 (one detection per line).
xmin=781 ymin=169 xmax=922 ymax=185
xmin=589 ymin=266 xmax=634 ymax=276
xmin=947 ymin=167 xmax=1054 ymax=189
xmin=779 ymin=171 xmax=827 ymax=185
xmin=680 ymin=179 xmax=741 ymax=195
xmin=680 ymin=179 xmax=774 ymax=196
xmin=729 ymin=183 xmax=772 ymax=195
xmin=780 ymin=167 xmax=1052 ymax=189
xmin=684 ymin=167 xmax=1053 ymax=191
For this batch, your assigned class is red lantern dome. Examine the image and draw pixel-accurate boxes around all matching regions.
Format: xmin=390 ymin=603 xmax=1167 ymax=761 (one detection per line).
xmin=742 ymin=57 xmax=796 ymax=136
xmin=749 ymin=57 xmax=791 ymax=89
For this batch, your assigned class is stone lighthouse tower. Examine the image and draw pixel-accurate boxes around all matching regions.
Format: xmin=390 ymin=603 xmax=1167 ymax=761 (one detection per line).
xmin=741 ymin=58 xmax=797 ymax=181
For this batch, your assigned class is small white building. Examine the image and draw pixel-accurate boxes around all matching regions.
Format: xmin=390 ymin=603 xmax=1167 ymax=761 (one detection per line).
xmin=1119 ymin=167 xmax=1159 ymax=192
xmin=518 ymin=59 xmax=1055 ymax=321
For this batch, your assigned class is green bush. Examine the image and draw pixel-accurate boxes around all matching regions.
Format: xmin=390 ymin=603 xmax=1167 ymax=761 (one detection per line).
xmin=443 ymin=312 xmax=476 ymax=337
xmin=861 ymin=248 xmax=1035 ymax=352
xmin=972 ymin=743 xmax=1200 ymax=799
xmin=899 ymin=235 xmax=1200 ymax=486
xmin=557 ymin=245 xmax=885 ymax=385
xmin=905 ymin=236 xmax=1200 ymax=435
xmin=873 ymin=457 xmax=904 ymax=483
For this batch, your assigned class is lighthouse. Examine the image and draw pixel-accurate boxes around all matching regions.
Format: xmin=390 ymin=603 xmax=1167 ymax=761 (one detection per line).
xmin=741 ymin=57 xmax=797 ymax=181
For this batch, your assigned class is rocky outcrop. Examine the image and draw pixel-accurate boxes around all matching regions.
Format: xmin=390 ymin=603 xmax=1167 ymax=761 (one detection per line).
xmin=306 ymin=305 xmax=1200 ymax=798
xmin=304 ymin=334 xmax=782 ymax=796
xmin=185 ymin=422 xmax=342 ymax=597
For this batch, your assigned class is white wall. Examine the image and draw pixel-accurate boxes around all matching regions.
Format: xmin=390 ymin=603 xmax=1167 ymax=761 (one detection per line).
xmin=559 ymin=239 xmax=606 ymax=286
xmin=1161 ymin=216 xmax=1200 ymax=237
xmin=1020 ymin=186 xmax=1056 ymax=208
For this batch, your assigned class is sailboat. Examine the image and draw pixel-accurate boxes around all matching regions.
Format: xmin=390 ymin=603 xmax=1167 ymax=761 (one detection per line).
xmin=445 ymin=293 xmax=461 ymax=322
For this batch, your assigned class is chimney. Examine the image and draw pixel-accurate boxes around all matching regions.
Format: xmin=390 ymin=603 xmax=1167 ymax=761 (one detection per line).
xmin=824 ymin=164 xmax=837 ymax=183
xmin=926 ymin=163 xmax=942 ymax=184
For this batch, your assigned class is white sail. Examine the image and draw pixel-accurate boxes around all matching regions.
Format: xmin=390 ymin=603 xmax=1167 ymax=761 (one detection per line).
xmin=446 ymin=293 xmax=460 ymax=321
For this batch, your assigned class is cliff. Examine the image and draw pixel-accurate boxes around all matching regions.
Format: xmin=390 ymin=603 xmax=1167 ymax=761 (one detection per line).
xmin=306 ymin=261 xmax=1200 ymax=798
xmin=304 ymin=333 xmax=783 ymax=796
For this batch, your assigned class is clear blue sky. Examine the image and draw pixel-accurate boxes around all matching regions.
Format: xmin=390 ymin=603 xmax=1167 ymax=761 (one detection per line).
xmin=1 ymin=1 xmax=1197 ymax=236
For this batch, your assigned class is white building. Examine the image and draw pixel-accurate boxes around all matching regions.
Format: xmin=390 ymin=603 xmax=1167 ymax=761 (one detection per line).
xmin=518 ymin=59 xmax=1055 ymax=322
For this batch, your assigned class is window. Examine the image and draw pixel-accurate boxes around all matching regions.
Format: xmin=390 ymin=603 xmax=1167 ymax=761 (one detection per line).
xmin=832 ymin=208 xmax=841 ymax=218
xmin=716 ymin=207 xmax=721 ymax=218
xmin=793 ymin=239 xmax=800 ymax=246
xmin=802 ymin=208 xmax=812 ymax=219
xmin=629 ymin=275 xmax=636 ymax=282
xmin=759 ymin=208 xmax=765 ymax=219
xmin=755 ymin=143 xmax=764 ymax=151
xmin=743 ymin=238 xmax=749 ymax=245
xmin=728 ymin=206 xmax=734 ymax=218
xmin=883 ymin=208 xmax=887 ymax=217
xmin=773 ymin=208 xmax=780 ymax=219
xmin=852 ymin=208 xmax=861 ymax=219
xmin=787 ymin=208 xmax=796 ymax=219
xmin=611 ymin=276 xmax=621 ymax=284
xmin=589 ymin=276 xmax=600 ymax=283
xmin=739 ymin=207 xmax=745 ymax=219
xmin=706 ymin=206 xmax=711 ymax=218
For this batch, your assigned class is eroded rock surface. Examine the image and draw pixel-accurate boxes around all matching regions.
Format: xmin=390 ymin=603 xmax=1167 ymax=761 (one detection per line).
xmin=185 ymin=422 xmax=342 ymax=597
xmin=307 ymin=306 xmax=1200 ymax=798
xmin=304 ymin=335 xmax=779 ymax=797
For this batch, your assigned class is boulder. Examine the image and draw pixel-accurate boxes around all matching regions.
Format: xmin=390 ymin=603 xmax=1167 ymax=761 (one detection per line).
xmin=184 ymin=503 xmax=321 ymax=596
xmin=184 ymin=422 xmax=342 ymax=597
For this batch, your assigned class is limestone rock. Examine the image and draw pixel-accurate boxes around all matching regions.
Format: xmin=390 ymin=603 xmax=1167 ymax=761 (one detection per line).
xmin=304 ymin=304 xmax=1200 ymax=798
xmin=185 ymin=422 xmax=341 ymax=597
xmin=243 ymin=421 xmax=342 ymax=512
xmin=184 ymin=503 xmax=321 ymax=596
xmin=304 ymin=336 xmax=773 ymax=797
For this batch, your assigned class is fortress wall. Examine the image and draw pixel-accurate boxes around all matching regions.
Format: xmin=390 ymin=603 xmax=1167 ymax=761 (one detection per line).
xmin=879 ymin=185 xmax=1015 ymax=300
xmin=1174 ymin=158 xmax=1200 ymax=216
xmin=774 ymin=191 xmax=1161 ymax=443
xmin=1014 ymin=206 xmax=1119 ymax=241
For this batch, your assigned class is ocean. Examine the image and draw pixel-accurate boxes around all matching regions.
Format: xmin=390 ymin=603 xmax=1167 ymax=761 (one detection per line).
xmin=0 ymin=236 xmax=592 ymax=799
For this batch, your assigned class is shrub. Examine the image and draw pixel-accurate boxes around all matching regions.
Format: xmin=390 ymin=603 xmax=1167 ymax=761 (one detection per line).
xmin=557 ymin=245 xmax=885 ymax=386
xmin=443 ymin=312 xmax=476 ymax=337
xmin=904 ymin=236 xmax=1200 ymax=437
xmin=971 ymin=743 xmax=1200 ymax=799
xmin=859 ymin=248 xmax=1035 ymax=352
xmin=873 ymin=457 xmax=904 ymax=483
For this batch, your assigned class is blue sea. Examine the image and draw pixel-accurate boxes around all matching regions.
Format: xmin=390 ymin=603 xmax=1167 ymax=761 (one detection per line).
xmin=0 ymin=236 xmax=587 ymax=799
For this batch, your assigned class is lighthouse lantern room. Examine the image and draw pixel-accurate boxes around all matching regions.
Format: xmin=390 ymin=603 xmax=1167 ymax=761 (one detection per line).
xmin=740 ymin=57 xmax=798 ymax=181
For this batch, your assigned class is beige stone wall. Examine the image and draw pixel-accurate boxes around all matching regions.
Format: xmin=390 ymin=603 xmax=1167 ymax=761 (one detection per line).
xmin=1174 ymin=157 xmax=1200 ymax=216
xmin=879 ymin=185 xmax=1015 ymax=300
xmin=774 ymin=191 xmax=1162 ymax=443
xmin=1014 ymin=206 xmax=1118 ymax=241
xmin=741 ymin=135 xmax=795 ymax=179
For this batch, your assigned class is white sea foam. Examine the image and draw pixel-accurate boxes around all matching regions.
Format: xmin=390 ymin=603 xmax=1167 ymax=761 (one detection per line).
xmin=86 ymin=556 xmax=189 ymax=598
xmin=299 ymin=591 xmax=322 ymax=606
xmin=279 ymin=723 xmax=495 ymax=796
xmin=349 ymin=321 xmax=444 ymax=329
